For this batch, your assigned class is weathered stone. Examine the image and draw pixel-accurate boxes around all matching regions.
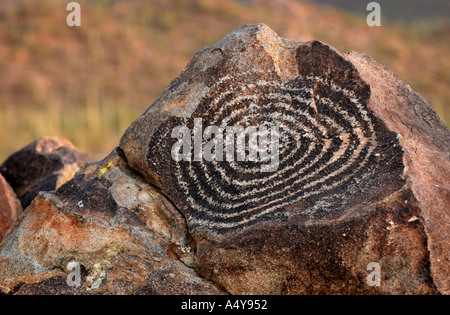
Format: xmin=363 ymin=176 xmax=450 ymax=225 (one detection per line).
xmin=120 ymin=24 xmax=449 ymax=294
xmin=0 ymin=148 xmax=225 ymax=295
xmin=0 ymin=174 xmax=22 ymax=241
xmin=345 ymin=51 xmax=450 ymax=295
xmin=0 ymin=136 xmax=91 ymax=209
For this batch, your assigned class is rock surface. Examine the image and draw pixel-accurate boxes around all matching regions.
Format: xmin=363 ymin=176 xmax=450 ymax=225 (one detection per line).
xmin=0 ymin=174 xmax=22 ymax=241
xmin=0 ymin=24 xmax=448 ymax=295
xmin=0 ymin=149 xmax=225 ymax=294
xmin=0 ymin=136 xmax=91 ymax=209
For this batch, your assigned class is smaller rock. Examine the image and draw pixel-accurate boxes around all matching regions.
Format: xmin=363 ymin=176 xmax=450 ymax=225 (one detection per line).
xmin=0 ymin=148 xmax=225 ymax=295
xmin=0 ymin=174 xmax=22 ymax=240
xmin=0 ymin=137 xmax=91 ymax=209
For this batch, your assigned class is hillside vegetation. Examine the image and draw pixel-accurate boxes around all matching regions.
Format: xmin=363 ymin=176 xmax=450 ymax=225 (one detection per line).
xmin=0 ymin=0 xmax=448 ymax=161
xmin=311 ymin=0 xmax=450 ymax=22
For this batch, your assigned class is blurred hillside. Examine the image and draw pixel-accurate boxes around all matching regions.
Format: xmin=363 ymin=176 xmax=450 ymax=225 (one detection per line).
xmin=309 ymin=0 xmax=450 ymax=22
xmin=0 ymin=0 xmax=449 ymax=162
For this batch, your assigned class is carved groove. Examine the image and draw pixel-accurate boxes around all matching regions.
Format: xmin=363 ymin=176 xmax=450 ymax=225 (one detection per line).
xmin=147 ymin=43 xmax=404 ymax=234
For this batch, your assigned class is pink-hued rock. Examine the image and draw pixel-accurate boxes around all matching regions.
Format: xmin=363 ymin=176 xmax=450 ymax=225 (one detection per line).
xmin=119 ymin=24 xmax=448 ymax=294
xmin=120 ymin=25 xmax=450 ymax=294
xmin=0 ymin=149 xmax=225 ymax=295
xmin=0 ymin=174 xmax=22 ymax=241
xmin=346 ymin=51 xmax=450 ymax=295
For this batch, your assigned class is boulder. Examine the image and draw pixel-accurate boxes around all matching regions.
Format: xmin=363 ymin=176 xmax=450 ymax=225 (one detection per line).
xmin=120 ymin=24 xmax=449 ymax=294
xmin=0 ymin=136 xmax=91 ymax=209
xmin=0 ymin=174 xmax=22 ymax=240
xmin=0 ymin=149 xmax=225 ymax=294
xmin=0 ymin=24 xmax=448 ymax=295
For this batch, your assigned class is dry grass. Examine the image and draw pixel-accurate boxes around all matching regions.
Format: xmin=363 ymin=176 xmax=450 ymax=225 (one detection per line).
xmin=0 ymin=0 xmax=448 ymax=161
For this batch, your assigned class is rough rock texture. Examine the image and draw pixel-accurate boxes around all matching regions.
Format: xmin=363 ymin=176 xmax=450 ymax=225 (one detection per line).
xmin=0 ymin=136 xmax=91 ymax=209
xmin=120 ymin=24 xmax=449 ymax=294
xmin=0 ymin=24 xmax=448 ymax=295
xmin=0 ymin=174 xmax=22 ymax=241
xmin=346 ymin=52 xmax=450 ymax=295
xmin=0 ymin=149 xmax=225 ymax=294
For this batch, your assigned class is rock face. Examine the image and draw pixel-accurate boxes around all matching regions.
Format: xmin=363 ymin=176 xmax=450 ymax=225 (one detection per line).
xmin=0 ymin=149 xmax=225 ymax=294
xmin=0 ymin=174 xmax=22 ymax=240
xmin=0 ymin=24 xmax=448 ymax=295
xmin=0 ymin=136 xmax=91 ymax=209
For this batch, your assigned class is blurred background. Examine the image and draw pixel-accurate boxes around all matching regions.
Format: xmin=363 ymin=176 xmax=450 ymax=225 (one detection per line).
xmin=0 ymin=0 xmax=449 ymax=161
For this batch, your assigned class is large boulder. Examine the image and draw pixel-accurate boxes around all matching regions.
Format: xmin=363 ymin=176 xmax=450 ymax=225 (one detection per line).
xmin=120 ymin=24 xmax=449 ymax=294
xmin=0 ymin=136 xmax=91 ymax=209
xmin=0 ymin=24 xmax=448 ymax=295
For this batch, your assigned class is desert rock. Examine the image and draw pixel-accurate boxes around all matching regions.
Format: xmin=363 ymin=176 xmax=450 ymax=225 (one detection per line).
xmin=0 ymin=174 xmax=22 ymax=241
xmin=0 ymin=136 xmax=91 ymax=209
xmin=0 ymin=148 xmax=225 ymax=294
xmin=120 ymin=24 xmax=449 ymax=294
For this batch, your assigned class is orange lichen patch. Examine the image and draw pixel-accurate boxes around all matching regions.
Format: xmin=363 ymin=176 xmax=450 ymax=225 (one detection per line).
xmin=16 ymin=194 xmax=131 ymax=265
xmin=19 ymin=197 xmax=87 ymax=258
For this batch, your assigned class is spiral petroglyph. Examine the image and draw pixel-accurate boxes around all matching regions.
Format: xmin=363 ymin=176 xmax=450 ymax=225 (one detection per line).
xmin=120 ymin=27 xmax=405 ymax=236
xmin=145 ymin=62 xmax=403 ymax=233
xmin=172 ymin=72 xmax=377 ymax=230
